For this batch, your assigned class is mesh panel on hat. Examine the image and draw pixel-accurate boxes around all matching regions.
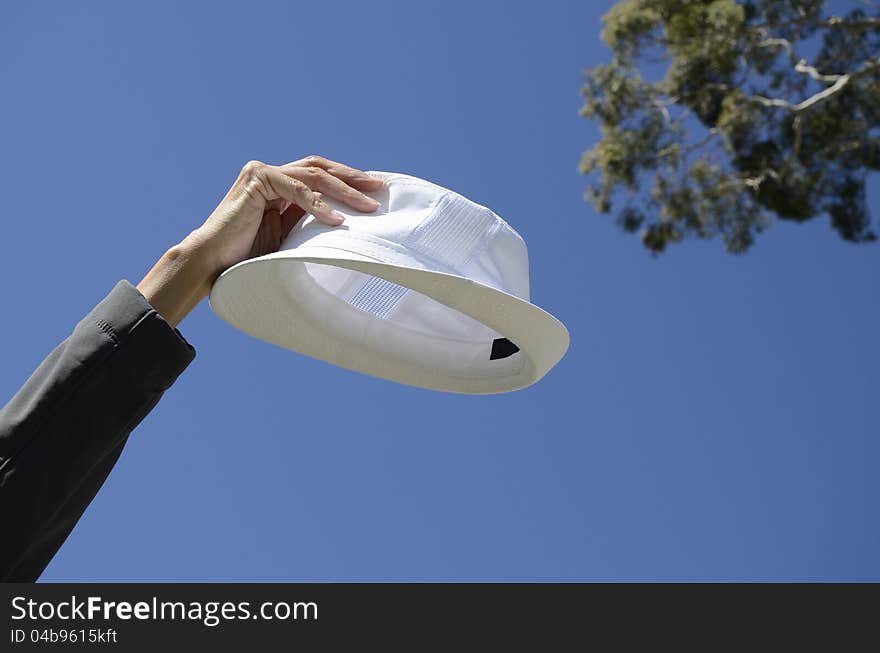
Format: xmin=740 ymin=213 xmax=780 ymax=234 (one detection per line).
xmin=348 ymin=276 xmax=408 ymax=319
xmin=341 ymin=192 xmax=496 ymax=320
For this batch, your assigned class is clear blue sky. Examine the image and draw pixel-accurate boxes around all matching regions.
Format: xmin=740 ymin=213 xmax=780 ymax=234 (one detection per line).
xmin=1 ymin=1 xmax=877 ymax=581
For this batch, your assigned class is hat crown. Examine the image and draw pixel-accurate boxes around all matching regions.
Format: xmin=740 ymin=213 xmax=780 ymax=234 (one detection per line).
xmin=280 ymin=172 xmax=530 ymax=301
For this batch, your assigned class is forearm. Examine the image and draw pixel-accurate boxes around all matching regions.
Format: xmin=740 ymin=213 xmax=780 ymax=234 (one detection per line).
xmin=0 ymin=282 xmax=195 ymax=580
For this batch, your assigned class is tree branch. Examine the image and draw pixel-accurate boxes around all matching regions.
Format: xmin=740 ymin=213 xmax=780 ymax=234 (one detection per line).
xmin=794 ymin=58 xmax=845 ymax=83
xmin=823 ymin=15 xmax=880 ymax=27
xmin=651 ymin=98 xmax=671 ymax=123
xmin=754 ymin=36 xmax=794 ymax=57
xmin=750 ymin=57 xmax=880 ymax=112
xmin=750 ymin=15 xmax=880 ymax=33
xmin=684 ymin=128 xmax=720 ymax=155
xmin=741 ymin=169 xmax=779 ymax=190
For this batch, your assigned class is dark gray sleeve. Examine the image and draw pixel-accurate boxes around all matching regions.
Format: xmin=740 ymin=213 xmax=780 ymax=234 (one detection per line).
xmin=0 ymin=280 xmax=195 ymax=581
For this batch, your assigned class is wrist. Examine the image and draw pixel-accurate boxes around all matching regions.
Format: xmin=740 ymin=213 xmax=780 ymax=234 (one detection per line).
xmin=175 ymin=228 xmax=224 ymax=285
xmin=137 ymin=231 xmax=220 ymax=327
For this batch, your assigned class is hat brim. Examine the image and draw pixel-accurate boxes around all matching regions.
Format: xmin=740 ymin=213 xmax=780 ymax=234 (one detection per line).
xmin=209 ymin=245 xmax=569 ymax=394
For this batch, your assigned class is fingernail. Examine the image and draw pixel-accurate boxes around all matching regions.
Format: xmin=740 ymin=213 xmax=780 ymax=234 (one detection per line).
xmin=333 ymin=211 xmax=345 ymax=224
xmin=366 ymin=197 xmax=380 ymax=208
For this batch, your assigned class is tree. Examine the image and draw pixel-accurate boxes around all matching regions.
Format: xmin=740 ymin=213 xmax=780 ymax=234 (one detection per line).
xmin=580 ymin=0 xmax=880 ymax=254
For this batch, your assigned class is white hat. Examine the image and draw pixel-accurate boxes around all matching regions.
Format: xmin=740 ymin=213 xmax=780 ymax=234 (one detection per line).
xmin=209 ymin=171 xmax=569 ymax=394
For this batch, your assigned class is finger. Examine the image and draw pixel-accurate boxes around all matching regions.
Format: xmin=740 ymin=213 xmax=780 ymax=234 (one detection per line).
xmin=282 ymin=155 xmax=384 ymax=191
xmin=280 ymin=200 xmax=307 ymax=239
xmin=266 ymin=197 xmax=286 ymax=214
xmin=263 ymin=167 xmax=343 ymax=226
xmin=263 ymin=205 xmax=283 ymax=243
xmin=286 ymin=166 xmax=380 ymax=212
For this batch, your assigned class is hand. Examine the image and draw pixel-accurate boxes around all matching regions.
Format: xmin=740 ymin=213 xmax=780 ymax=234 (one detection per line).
xmin=137 ymin=155 xmax=384 ymax=327
xmin=194 ymin=155 xmax=385 ymax=275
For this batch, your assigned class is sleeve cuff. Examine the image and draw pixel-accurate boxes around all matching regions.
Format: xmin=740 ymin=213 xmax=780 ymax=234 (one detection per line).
xmin=90 ymin=280 xmax=196 ymax=391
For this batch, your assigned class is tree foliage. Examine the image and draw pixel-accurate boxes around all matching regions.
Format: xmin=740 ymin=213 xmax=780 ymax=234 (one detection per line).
xmin=580 ymin=0 xmax=880 ymax=254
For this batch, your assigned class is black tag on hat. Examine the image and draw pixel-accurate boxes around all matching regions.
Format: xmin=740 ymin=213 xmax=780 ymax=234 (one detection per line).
xmin=490 ymin=338 xmax=520 ymax=360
